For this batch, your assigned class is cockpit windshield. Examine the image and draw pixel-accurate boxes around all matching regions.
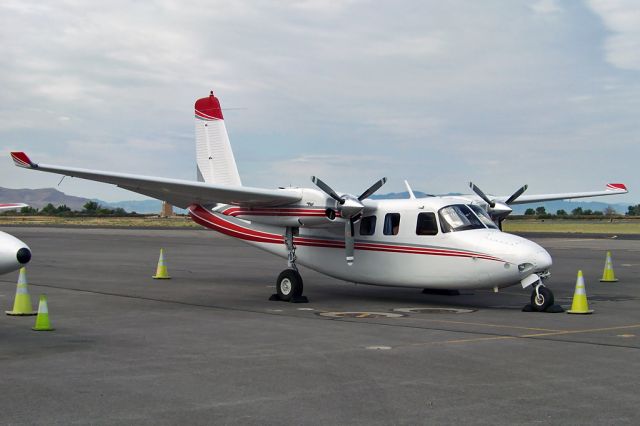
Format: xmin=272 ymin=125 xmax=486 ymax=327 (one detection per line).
xmin=468 ymin=204 xmax=498 ymax=229
xmin=438 ymin=204 xmax=486 ymax=233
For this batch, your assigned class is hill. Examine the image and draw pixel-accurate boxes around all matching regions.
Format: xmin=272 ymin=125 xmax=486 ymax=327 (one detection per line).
xmin=0 ymin=187 xmax=93 ymax=211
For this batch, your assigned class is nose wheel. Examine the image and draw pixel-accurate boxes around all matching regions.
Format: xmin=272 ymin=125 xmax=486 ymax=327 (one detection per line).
xmin=531 ymin=285 xmax=554 ymax=311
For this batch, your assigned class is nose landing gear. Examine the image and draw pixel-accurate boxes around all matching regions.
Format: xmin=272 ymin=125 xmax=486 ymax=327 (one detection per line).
xmin=524 ymin=283 xmax=563 ymax=313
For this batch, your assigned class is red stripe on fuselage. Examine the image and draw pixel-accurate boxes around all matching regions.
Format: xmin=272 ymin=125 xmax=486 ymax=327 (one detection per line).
xmin=190 ymin=204 xmax=503 ymax=262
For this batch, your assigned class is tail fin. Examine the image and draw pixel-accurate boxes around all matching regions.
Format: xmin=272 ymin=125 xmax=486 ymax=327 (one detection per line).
xmin=194 ymin=91 xmax=242 ymax=186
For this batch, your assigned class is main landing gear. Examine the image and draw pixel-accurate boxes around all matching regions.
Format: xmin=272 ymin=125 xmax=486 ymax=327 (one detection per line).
xmin=524 ymin=282 xmax=563 ymax=313
xmin=269 ymin=227 xmax=309 ymax=303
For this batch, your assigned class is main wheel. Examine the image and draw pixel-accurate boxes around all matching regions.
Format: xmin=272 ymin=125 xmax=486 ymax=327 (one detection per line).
xmin=531 ymin=286 xmax=554 ymax=312
xmin=276 ymin=269 xmax=303 ymax=302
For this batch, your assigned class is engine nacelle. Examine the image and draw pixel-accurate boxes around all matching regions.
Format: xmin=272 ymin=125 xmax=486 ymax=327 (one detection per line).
xmin=0 ymin=231 xmax=31 ymax=275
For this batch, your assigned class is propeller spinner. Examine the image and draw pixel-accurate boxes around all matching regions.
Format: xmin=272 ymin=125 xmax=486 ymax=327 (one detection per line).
xmin=312 ymin=176 xmax=387 ymax=265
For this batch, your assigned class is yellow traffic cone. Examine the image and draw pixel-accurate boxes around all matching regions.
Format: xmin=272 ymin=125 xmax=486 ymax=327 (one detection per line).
xmin=567 ymin=270 xmax=593 ymax=314
xmin=152 ymin=248 xmax=171 ymax=279
xmin=599 ymin=251 xmax=618 ymax=282
xmin=5 ymin=267 xmax=36 ymax=316
xmin=32 ymin=295 xmax=54 ymax=331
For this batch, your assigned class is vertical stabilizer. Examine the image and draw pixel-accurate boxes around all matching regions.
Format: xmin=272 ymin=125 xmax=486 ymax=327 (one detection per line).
xmin=194 ymin=91 xmax=242 ymax=186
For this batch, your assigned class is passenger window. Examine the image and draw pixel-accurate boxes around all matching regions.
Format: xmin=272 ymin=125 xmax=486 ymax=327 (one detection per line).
xmin=383 ymin=213 xmax=401 ymax=235
xmin=416 ymin=212 xmax=438 ymax=236
xmin=359 ymin=216 xmax=376 ymax=236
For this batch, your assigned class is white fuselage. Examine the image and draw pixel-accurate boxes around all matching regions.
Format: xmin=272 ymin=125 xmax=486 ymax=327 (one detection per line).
xmin=188 ymin=192 xmax=552 ymax=290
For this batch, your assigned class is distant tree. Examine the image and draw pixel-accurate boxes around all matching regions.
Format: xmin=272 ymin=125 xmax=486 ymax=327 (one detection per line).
xmin=583 ymin=209 xmax=593 ymax=216
xmin=20 ymin=206 xmax=38 ymax=214
xmin=41 ymin=203 xmax=57 ymax=215
xmin=593 ymin=210 xmax=604 ymax=216
xmin=56 ymin=204 xmax=71 ymax=214
xmin=535 ymin=206 xmax=547 ymax=216
xmin=626 ymin=205 xmax=640 ymax=216
xmin=113 ymin=207 xmax=127 ymax=216
xmin=571 ymin=207 xmax=584 ymax=216
xmin=556 ymin=209 xmax=567 ymax=216
xmin=603 ymin=206 xmax=617 ymax=216
xmin=83 ymin=201 xmax=99 ymax=213
xmin=524 ymin=208 xmax=536 ymax=216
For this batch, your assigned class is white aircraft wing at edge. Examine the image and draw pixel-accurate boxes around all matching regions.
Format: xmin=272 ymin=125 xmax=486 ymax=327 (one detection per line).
xmin=0 ymin=203 xmax=28 ymax=212
xmin=494 ymin=183 xmax=628 ymax=205
xmin=11 ymin=152 xmax=302 ymax=209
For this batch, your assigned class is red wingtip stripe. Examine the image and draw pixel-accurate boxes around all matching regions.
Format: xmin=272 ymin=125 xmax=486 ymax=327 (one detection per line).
xmin=10 ymin=152 xmax=33 ymax=168
xmin=606 ymin=183 xmax=627 ymax=192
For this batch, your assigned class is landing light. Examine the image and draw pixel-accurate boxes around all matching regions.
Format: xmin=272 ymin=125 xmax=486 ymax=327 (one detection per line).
xmin=518 ymin=263 xmax=534 ymax=274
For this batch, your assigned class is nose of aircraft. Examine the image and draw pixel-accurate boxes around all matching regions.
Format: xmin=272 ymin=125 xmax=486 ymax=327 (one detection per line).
xmin=481 ymin=231 xmax=552 ymax=273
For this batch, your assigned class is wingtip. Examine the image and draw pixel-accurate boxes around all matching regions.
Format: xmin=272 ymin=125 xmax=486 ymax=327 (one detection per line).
xmin=10 ymin=152 xmax=35 ymax=168
xmin=606 ymin=183 xmax=627 ymax=192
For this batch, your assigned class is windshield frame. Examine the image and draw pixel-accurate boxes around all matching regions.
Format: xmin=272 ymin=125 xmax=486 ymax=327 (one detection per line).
xmin=468 ymin=204 xmax=498 ymax=229
xmin=438 ymin=204 xmax=487 ymax=233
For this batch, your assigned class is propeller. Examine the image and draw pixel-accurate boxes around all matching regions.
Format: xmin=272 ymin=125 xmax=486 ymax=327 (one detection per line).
xmin=312 ymin=176 xmax=387 ymax=265
xmin=469 ymin=182 xmax=528 ymax=230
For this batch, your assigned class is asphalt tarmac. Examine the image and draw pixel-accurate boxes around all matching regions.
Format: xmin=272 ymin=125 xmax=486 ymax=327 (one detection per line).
xmin=1 ymin=227 xmax=639 ymax=425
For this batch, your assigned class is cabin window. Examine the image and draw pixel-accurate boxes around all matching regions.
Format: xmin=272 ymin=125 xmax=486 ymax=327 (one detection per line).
xmin=383 ymin=213 xmax=401 ymax=235
xmin=438 ymin=204 xmax=485 ymax=233
xmin=359 ymin=215 xmax=376 ymax=236
xmin=416 ymin=212 xmax=438 ymax=235
xmin=468 ymin=205 xmax=498 ymax=229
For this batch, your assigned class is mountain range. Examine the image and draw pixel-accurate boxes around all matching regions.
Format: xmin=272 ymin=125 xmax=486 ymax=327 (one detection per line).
xmin=0 ymin=187 xmax=634 ymax=215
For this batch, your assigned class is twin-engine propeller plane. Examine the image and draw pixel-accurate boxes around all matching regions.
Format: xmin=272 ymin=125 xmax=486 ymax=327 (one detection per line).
xmin=0 ymin=204 xmax=32 ymax=275
xmin=10 ymin=91 xmax=628 ymax=310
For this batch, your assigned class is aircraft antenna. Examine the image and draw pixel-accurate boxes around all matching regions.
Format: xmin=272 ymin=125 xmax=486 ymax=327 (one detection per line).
xmin=404 ymin=180 xmax=416 ymax=200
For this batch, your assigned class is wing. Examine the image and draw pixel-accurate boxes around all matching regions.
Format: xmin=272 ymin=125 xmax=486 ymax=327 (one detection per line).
xmin=495 ymin=183 xmax=628 ymax=205
xmin=11 ymin=152 xmax=302 ymax=209
xmin=0 ymin=203 xmax=28 ymax=212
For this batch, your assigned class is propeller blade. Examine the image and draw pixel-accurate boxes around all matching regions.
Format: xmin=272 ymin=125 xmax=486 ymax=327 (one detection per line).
xmin=469 ymin=182 xmax=495 ymax=208
xmin=505 ymin=184 xmax=528 ymax=205
xmin=311 ymin=176 xmax=345 ymax=204
xmin=358 ymin=177 xmax=388 ymax=201
xmin=345 ymin=220 xmax=355 ymax=265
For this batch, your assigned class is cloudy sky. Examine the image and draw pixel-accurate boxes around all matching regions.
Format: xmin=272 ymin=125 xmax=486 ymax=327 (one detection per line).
xmin=1 ymin=0 xmax=638 ymax=204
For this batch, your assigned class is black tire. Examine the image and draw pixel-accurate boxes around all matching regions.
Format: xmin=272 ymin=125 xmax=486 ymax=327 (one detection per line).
xmin=531 ymin=286 xmax=554 ymax=312
xmin=276 ymin=269 xmax=303 ymax=302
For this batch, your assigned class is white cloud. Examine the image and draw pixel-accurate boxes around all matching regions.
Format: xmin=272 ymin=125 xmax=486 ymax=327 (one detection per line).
xmin=588 ymin=0 xmax=640 ymax=70
xmin=0 ymin=0 xmax=637 ymax=203
xmin=530 ymin=0 xmax=562 ymax=15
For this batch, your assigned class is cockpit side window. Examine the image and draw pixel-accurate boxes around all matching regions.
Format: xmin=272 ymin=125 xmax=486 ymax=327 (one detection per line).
xmin=468 ymin=205 xmax=498 ymax=229
xmin=438 ymin=204 xmax=485 ymax=233
xmin=383 ymin=213 xmax=401 ymax=235
xmin=359 ymin=215 xmax=376 ymax=236
xmin=416 ymin=212 xmax=438 ymax=236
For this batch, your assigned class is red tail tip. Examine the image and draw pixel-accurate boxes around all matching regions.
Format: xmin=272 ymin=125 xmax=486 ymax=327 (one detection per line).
xmin=195 ymin=91 xmax=224 ymax=121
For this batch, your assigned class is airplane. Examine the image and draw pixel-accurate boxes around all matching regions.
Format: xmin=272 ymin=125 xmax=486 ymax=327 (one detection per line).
xmin=0 ymin=203 xmax=32 ymax=275
xmin=10 ymin=91 xmax=628 ymax=311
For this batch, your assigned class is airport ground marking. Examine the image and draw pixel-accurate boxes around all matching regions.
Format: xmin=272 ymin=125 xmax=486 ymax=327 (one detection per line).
xmin=404 ymin=324 xmax=640 ymax=348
